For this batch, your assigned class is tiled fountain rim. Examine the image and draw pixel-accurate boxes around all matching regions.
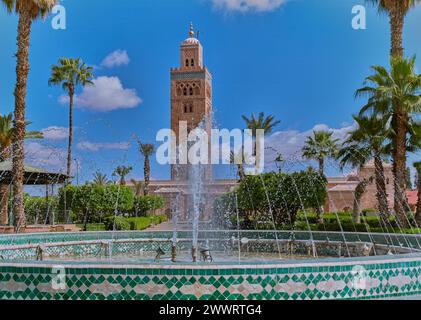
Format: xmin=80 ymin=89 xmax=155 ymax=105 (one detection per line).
xmin=2 ymin=231 xmax=421 ymax=300
xmin=1 ymin=230 xmax=421 ymax=267
xmin=2 ymin=229 xmax=421 ymax=239
xmin=2 ymin=253 xmax=421 ymax=269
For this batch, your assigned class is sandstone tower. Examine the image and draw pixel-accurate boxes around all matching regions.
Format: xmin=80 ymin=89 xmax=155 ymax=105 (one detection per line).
xmin=170 ymin=23 xmax=213 ymax=181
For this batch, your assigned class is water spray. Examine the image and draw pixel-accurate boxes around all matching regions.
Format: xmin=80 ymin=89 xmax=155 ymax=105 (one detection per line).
xmin=155 ymin=247 xmax=165 ymax=261
xmin=171 ymin=244 xmax=177 ymax=263
xmin=191 ymin=247 xmax=198 ymax=263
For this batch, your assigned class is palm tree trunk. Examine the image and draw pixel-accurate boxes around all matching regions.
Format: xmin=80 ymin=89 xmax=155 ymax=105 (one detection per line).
xmin=0 ymin=184 xmax=9 ymax=225
xmin=353 ymin=198 xmax=362 ymax=224
xmin=374 ymin=155 xmax=390 ymax=221
xmin=416 ymin=169 xmax=421 ymax=225
xmin=393 ymin=112 xmax=409 ymax=227
xmin=12 ymin=9 xmax=33 ymax=233
xmin=237 ymin=163 xmax=246 ymax=182
xmin=318 ymin=158 xmax=324 ymax=177
xmin=144 ymin=155 xmax=150 ymax=196
xmin=67 ymin=87 xmax=74 ymax=182
xmin=316 ymin=157 xmax=325 ymax=223
xmin=389 ymin=4 xmax=409 ymax=227
xmin=353 ymin=180 xmax=369 ymax=224
xmin=389 ymin=5 xmax=404 ymax=58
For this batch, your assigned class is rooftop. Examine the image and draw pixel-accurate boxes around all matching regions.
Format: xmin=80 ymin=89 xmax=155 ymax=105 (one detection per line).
xmin=407 ymin=190 xmax=419 ymax=206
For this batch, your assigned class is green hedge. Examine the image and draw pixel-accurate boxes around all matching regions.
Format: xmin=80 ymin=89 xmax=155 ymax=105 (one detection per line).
xmin=24 ymin=194 xmax=63 ymax=224
xmin=76 ymin=223 xmax=106 ymax=231
xmin=103 ymin=215 xmax=168 ymax=231
xmin=58 ymin=184 xmax=134 ymax=223
xmin=57 ymin=184 xmax=165 ymax=224
xmin=215 ymin=169 xmax=327 ymax=229
xmin=133 ymin=196 xmax=166 ymax=216
xmin=103 ymin=216 xmax=131 ymax=231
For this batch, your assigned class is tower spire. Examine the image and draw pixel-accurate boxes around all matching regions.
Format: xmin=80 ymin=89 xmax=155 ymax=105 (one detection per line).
xmin=189 ymin=22 xmax=195 ymax=38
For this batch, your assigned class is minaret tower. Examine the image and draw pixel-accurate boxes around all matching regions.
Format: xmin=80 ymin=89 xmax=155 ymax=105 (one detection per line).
xmin=170 ymin=23 xmax=213 ymax=180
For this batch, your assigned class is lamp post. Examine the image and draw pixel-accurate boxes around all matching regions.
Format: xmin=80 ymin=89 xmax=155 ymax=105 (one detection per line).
xmin=73 ymin=159 xmax=80 ymax=185
xmin=266 ymin=146 xmax=283 ymax=173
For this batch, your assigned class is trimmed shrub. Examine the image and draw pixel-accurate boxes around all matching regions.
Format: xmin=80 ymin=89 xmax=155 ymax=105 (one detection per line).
xmin=217 ymin=169 xmax=327 ymax=229
xmin=132 ymin=195 xmax=165 ymax=217
xmin=58 ymin=184 xmax=135 ymax=224
xmin=103 ymin=216 xmax=131 ymax=231
xmin=24 ymin=195 xmax=61 ymax=224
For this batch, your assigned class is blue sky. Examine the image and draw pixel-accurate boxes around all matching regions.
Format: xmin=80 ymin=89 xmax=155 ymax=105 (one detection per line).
xmin=0 ymin=0 xmax=420 ymax=186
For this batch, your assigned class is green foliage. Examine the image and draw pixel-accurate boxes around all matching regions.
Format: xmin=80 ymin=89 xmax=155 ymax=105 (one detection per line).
xmin=103 ymin=216 xmax=131 ymax=231
xmin=216 ymin=170 xmax=327 ymax=229
xmin=126 ymin=215 xmax=168 ymax=230
xmin=57 ymin=184 xmax=165 ymax=227
xmin=49 ymin=57 xmax=94 ymax=92
xmin=241 ymin=112 xmax=281 ymax=135
xmin=294 ymin=211 xmax=400 ymax=232
xmin=337 ymin=113 xmax=390 ymax=170
xmin=103 ymin=215 xmax=168 ymax=231
xmin=302 ymin=131 xmax=339 ymax=174
xmin=132 ymin=195 xmax=165 ymax=216
xmin=92 ymin=171 xmax=110 ymax=186
xmin=58 ymin=184 xmax=135 ymax=223
xmin=362 ymin=208 xmax=377 ymax=215
xmin=76 ymin=223 xmax=106 ymax=231
xmin=112 ymin=166 xmax=132 ymax=185
xmin=24 ymin=195 xmax=60 ymax=224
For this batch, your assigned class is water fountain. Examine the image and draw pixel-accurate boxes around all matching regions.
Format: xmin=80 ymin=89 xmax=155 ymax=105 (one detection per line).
xmin=1 ymin=143 xmax=421 ymax=300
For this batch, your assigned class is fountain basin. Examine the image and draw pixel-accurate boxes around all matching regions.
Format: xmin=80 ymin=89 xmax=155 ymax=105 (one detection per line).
xmin=1 ymin=230 xmax=421 ymax=300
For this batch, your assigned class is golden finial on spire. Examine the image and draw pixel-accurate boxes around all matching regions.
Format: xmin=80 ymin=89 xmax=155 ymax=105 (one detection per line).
xmin=189 ymin=22 xmax=195 ymax=38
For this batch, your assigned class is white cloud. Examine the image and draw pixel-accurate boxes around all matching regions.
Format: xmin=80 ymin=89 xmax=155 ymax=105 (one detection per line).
xmin=60 ymin=76 xmax=142 ymax=112
xmin=101 ymin=50 xmax=130 ymax=68
xmin=264 ymin=123 xmax=355 ymax=168
xmin=25 ymin=142 xmax=67 ymax=171
xmin=211 ymin=0 xmax=286 ymax=12
xmin=41 ymin=126 xmax=69 ymax=140
xmin=77 ymin=141 xmax=130 ymax=152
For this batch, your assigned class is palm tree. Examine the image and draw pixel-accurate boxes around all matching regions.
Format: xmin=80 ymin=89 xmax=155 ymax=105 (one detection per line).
xmin=2 ymin=0 xmax=57 ymax=232
xmin=357 ymin=57 xmax=421 ymax=226
xmin=242 ymin=112 xmax=280 ymax=155
xmin=0 ymin=113 xmax=42 ymax=225
xmin=230 ymin=150 xmax=246 ymax=182
xmin=414 ymin=162 xmax=421 ymax=223
xmin=302 ymin=131 xmax=339 ymax=176
xmin=49 ymin=58 xmax=94 ymax=180
xmin=92 ymin=171 xmax=109 ymax=186
xmin=366 ymin=0 xmax=420 ymax=58
xmin=337 ymin=114 xmax=391 ymax=222
xmin=302 ymin=130 xmax=339 ymax=222
xmin=130 ymin=179 xmax=144 ymax=197
xmin=112 ymin=166 xmax=132 ymax=186
xmin=242 ymin=112 xmax=280 ymax=135
xmin=406 ymin=166 xmax=413 ymax=189
xmin=138 ymin=143 xmax=155 ymax=196
xmin=353 ymin=178 xmax=373 ymax=224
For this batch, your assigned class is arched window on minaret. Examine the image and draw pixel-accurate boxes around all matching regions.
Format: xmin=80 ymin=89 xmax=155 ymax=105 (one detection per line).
xmin=191 ymin=59 xmax=195 ymax=67
xmin=189 ymin=87 xmax=193 ymax=95
xmin=186 ymin=59 xmax=189 ymax=67
xmin=189 ymin=104 xmax=193 ymax=113
xmin=183 ymin=87 xmax=187 ymax=96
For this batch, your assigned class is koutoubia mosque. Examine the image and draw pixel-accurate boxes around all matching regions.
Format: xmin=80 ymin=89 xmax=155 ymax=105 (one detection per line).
xmin=131 ymin=24 xmax=406 ymax=221
xmin=145 ymin=24 xmax=237 ymax=221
